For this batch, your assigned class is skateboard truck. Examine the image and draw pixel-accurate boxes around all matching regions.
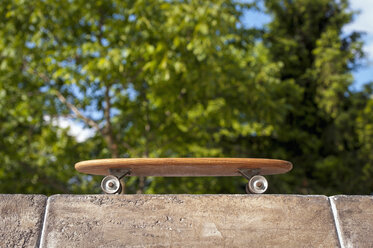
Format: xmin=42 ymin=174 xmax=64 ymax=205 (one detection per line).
xmin=101 ymin=169 xmax=131 ymax=194
xmin=238 ymin=168 xmax=268 ymax=194
xmin=101 ymin=168 xmax=268 ymax=194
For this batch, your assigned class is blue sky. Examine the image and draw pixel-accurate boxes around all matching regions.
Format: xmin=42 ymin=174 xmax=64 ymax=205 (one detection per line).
xmin=344 ymin=0 xmax=373 ymax=89
xmin=242 ymin=0 xmax=373 ymax=90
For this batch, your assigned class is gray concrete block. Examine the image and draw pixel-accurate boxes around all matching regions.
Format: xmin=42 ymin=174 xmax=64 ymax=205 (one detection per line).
xmin=331 ymin=195 xmax=373 ymax=247
xmin=41 ymin=194 xmax=338 ymax=247
xmin=0 ymin=194 xmax=47 ymax=248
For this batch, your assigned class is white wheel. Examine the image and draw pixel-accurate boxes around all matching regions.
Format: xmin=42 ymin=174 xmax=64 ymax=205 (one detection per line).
xmin=246 ymin=175 xmax=268 ymax=194
xmin=101 ymin=175 xmax=121 ymax=194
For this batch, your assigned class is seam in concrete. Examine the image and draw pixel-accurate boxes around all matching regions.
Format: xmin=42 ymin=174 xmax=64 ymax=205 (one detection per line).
xmin=35 ymin=196 xmax=48 ymax=248
xmin=39 ymin=196 xmax=51 ymax=248
xmin=329 ymin=196 xmax=345 ymax=248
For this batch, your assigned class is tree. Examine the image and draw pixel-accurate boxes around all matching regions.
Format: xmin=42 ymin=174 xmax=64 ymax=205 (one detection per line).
xmin=1 ymin=0 xmax=294 ymax=194
xmin=1 ymin=0 xmax=372 ymax=195
xmin=256 ymin=0 xmax=373 ymax=194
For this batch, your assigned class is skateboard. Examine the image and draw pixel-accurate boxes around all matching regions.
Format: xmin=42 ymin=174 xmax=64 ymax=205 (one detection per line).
xmin=75 ymin=158 xmax=292 ymax=194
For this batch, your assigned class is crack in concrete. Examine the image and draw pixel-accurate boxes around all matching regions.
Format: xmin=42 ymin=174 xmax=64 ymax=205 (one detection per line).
xmin=38 ymin=197 xmax=51 ymax=248
xmin=329 ymin=196 xmax=345 ymax=248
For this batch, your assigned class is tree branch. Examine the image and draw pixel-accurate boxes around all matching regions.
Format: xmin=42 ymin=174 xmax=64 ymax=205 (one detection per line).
xmin=25 ymin=55 xmax=135 ymax=155
xmin=54 ymin=90 xmax=101 ymax=132
xmin=104 ymin=85 xmax=119 ymax=157
xmin=25 ymin=65 xmax=102 ymax=133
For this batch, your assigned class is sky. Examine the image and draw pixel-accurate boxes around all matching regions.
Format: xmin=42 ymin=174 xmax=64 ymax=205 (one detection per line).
xmin=344 ymin=0 xmax=373 ymax=89
xmin=242 ymin=0 xmax=373 ymax=90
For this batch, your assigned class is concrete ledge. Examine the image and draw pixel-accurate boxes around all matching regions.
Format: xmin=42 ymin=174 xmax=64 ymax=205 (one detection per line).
xmin=2 ymin=194 xmax=373 ymax=247
xmin=40 ymin=195 xmax=338 ymax=247
xmin=331 ymin=195 xmax=373 ymax=247
xmin=0 ymin=194 xmax=47 ymax=248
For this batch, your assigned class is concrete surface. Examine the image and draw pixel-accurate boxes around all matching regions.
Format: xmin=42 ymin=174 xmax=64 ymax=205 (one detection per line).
xmin=1 ymin=194 xmax=373 ymax=247
xmin=0 ymin=194 xmax=47 ymax=248
xmin=331 ymin=195 xmax=373 ymax=248
xmin=40 ymin=195 xmax=338 ymax=247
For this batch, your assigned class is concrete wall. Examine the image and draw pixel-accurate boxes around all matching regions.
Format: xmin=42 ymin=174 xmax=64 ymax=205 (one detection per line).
xmin=0 ymin=194 xmax=372 ymax=247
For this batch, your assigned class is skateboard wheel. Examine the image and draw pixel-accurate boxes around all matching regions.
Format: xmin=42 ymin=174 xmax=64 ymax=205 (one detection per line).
xmin=101 ymin=175 xmax=121 ymax=194
xmin=246 ymin=175 xmax=268 ymax=194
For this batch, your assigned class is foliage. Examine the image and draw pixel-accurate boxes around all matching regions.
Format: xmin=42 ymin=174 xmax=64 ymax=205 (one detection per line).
xmin=0 ymin=0 xmax=372 ymax=194
xmin=260 ymin=0 xmax=372 ymax=194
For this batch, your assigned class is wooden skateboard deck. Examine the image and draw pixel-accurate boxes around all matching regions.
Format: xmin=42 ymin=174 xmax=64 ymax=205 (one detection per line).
xmin=75 ymin=158 xmax=292 ymax=177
